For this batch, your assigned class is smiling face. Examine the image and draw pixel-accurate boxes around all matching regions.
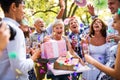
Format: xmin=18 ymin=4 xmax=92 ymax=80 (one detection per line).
xmin=0 ymin=0 xmax=25 ymax=22
xmin=52 ymin=21 xmax=64 ymax=38
xmin=15 ymin=3 xmax=25 ymax=22
xmin=89 ymin=18 xmax=107 ymax=37
xmin=69 ymin=18 xmax=79 ymax=33
xmin=93 ymin=19 xmax=102 ymax=32
xmin=34 ymin=18 xmax=45 ymax=32
xmin=112 ymin=13 xmax=120 ymax=33
xmin=108 ymin=0 xmax=120 ymax=14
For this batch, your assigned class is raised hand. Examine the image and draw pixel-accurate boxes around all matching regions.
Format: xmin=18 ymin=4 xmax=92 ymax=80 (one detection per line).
xmin=87 ymin=4 xmax=95 ymax=16
xmin=57 ymin=0 xmax=65 ymax=19
xmin=59 ymin=0 xmax=65 ymax=9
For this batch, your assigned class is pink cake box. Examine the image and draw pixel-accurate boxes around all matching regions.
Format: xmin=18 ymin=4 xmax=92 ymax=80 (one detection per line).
xmin=41 ymin=40 xmax=67 ymax=59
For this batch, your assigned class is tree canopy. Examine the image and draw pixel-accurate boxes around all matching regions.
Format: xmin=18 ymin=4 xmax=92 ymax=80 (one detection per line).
xmin=0 ymin=0 xmax=110 ymax=27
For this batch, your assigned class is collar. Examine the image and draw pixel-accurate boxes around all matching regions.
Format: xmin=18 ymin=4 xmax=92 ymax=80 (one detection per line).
xmin=3 ymin=17 xmax=20 ymax=27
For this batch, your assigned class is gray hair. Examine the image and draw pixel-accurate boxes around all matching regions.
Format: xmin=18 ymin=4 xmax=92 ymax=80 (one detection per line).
xmin=52 ymin=19 xmax=64 ymax=30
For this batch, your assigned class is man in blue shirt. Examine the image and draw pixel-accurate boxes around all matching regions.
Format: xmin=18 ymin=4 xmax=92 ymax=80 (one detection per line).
xmin=67 ymin=17 xmax=84 ymax=80
xmin=68 ymin=17 xmax=84 ymax=58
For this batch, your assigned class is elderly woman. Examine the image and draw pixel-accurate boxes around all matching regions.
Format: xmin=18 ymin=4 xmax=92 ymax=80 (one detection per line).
xmin=44 ymin=19 xmax=84 ymax=80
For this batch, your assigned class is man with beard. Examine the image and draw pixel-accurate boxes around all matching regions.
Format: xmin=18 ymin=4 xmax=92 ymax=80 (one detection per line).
xmin=29 ymin=18 xmax=49 ymax=80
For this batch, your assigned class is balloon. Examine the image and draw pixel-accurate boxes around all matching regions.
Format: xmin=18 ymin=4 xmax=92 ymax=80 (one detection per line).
xmin=74 ymin=0 xmax=87 ymax=7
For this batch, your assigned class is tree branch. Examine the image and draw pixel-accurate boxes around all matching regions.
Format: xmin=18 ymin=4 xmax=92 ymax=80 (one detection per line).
xmin=71 ymin=5 xmax=78 ymax=17
xmin=68 ymin=2 xmax=75 ymax=17
xmin=32 ymin=10 xmax=57 ymax=16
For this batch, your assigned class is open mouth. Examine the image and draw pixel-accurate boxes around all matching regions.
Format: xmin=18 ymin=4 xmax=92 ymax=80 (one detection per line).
xmin=57 ymin=32 xmax=62 ymax=34
xmin=95 ymin=26 xmax=99 ymax=28
xmin=40 ymin=25 xmax=44 ymax=28
xmin=73 ymin=26 xmax=77 ymax=29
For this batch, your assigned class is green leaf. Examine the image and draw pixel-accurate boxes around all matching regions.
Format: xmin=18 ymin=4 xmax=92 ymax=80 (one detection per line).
xmin=93 ymin=0 xmax=107 ymax=9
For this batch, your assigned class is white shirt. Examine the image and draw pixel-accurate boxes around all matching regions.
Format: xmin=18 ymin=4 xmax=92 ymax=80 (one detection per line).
xmin=0 ymin=17 xmax=34 ymax=80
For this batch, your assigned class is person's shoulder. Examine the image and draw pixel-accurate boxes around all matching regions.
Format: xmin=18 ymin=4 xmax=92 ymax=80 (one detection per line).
xmin=3 ymin=18 xmax=20 ymax=28
xmin=43 ymin=29 xmax=49 ymax=33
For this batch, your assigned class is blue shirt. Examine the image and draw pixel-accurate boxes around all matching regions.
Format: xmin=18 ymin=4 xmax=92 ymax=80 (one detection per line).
xmin=0 ymin=17 xmax=34 ymax=80
xmin=68 ymin=29 xmax=83 ymax=58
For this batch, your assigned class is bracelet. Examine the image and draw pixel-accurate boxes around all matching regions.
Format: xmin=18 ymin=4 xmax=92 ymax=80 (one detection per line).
xmin=91 ymin=15 xmax=98 ymax=20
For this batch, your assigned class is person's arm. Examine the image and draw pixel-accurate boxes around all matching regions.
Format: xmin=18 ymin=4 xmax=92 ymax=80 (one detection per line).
xmin=65 ymin=36 xmax=76 ymax=56
xmin=46 ymin=0 xmax=65 ymax=34
xmin=56 ymin=0 xmax=65 ymax=19
xmin=0 ymin=22 xmax=10 ymax=53
xmin=114 ymin=43 xmax=120 ymax=79
xmin=31 ymin=48 xmax=41 ymax=61
xmin=65 ymin=36 xmax=85 ymax=65
xmin=87 ymin=4 xmax=98 ymax=20
xmin=84 ymin=43 xmax=120 ymax=79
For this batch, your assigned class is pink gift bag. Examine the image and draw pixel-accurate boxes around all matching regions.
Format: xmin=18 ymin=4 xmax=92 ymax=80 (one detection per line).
xmin=41 ymin=40 xmax=67 ymax=59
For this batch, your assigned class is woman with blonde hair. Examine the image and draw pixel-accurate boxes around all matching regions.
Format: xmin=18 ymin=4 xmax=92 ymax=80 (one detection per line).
xmin=44 ymin=19 xmax=84 ymax=80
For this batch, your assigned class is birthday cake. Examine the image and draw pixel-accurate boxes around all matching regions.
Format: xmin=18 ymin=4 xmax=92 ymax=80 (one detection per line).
xmin=54 ymin=56 xmax=79 ymax=71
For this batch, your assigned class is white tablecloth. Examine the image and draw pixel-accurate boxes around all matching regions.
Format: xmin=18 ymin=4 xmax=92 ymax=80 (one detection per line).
xmin=47 ymin=63 xmax=91 ymax=76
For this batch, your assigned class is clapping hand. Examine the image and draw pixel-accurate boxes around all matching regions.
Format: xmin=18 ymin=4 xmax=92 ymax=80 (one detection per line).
xmin=31 ymin=44 xmax=41 ymax=61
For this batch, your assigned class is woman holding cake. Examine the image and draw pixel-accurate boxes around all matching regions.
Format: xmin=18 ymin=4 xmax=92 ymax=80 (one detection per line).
xmin=82 ymin=18 xmax=108 ymax=80
xmin=43 ymin=19 xmax=83 ymax=59
xmin=43 ymin=19 xmax=84 ymax=80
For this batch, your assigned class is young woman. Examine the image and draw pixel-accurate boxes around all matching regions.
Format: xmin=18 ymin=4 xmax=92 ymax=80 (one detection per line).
xmin=84 ymin=10 xmax=120 ymax=80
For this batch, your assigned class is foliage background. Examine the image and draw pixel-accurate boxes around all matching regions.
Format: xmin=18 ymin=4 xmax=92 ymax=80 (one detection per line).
xmin=0 ymin=0 xmax=111 ymax=28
